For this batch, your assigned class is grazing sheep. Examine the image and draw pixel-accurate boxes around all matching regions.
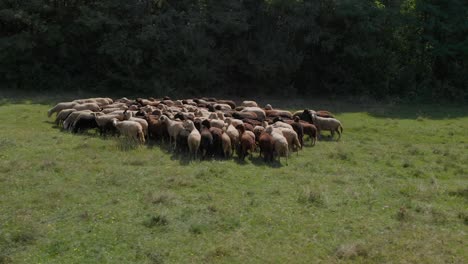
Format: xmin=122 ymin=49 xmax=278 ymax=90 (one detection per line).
xmin=217 ymin=100 xmax=236 ymax=109
xmin=236 ymin=124 xmax=255 ymax=161
xmin=241 ymin=107 xmax=266 ymax=121
xmin=159 ymin=115 xmax=184 ymax=149
xmin=241 ymin=100 xmax=258 ymax=107
xmin=265 ymin=126 xmax=289 ymax=165
xmin=145 ymin=115 xmax=169 ymax=142
xmin=199 ymin=123 xmax=214 ymax=159
xmin=213 ymin=103 xmax=232 ymax=111
xmin=184 ymin=120 xmax=201 ymax=160
xmin=48 ymin=102 xmax=78 ymax=117
xmin=210 ymin=119 xmax=225 ymax=129
xmin=112 ymin=119 xmax=145 ymax=144
xmin=286 ymin=116 xmax=304 ymax=147
xmin=63 ymin=110 xmax=92 ymax=130
xmin=272 ymin=121 xmax=293 ymax=130
xmin=224 ymin=119 xmax=240 ymax=153
xmin=123 ymin=113 xmax=149 ymax=141
xmin=55 ymin=109 xmax=76 ymax=126
xmin=300 ymin=121 xmax=318 ymax=146
xmin=95 ymin=114 xmax=123 ymax=137
xmin=232 ymin=111 xmax=258 ymax=120
xmin=221 ymin=132 xmax=232 ymax=158
xmin=258 ymin=131 xmax=274 ymax=162
xmin=311 ymin=114 xmax=343 ymax=140
xmin=71 ymin=112 xmax=101 ymax=134
xmin=276 ymin=127 xmax=301 ymax=154
xmin=73 ymin=103 xmax=101 ymax=112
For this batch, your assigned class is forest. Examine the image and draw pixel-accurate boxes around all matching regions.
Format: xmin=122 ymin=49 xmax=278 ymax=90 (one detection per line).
xmin=1 ymin=0 xmax=467 ymax=101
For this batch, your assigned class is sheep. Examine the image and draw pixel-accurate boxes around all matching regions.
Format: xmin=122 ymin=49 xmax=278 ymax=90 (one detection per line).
xmin=210 ymin=119 xmax=225 ymax=129
xmin=184 ymin=120 xmax=201 ymax=160
xmin=217 ymin=100 xmax=236 ymax=109
xmin=123 ymin=111 xmax=149 ymax=140
xmin=71 ymin=112 xmax=101 ymax=134
xmin=241 ymin=100 xmax=258 ymax=107
xmin=232 ymin=111 xmax=258 ymax=120
xmin=311 ymin=114 xmax=343 ymax=140
xmin=95 ymin=114 xmax=123 ymax=137
xmin=265 ymin=126 xmax=289 ymax=165
xmin=224 ymin=118 xmax=244 ymax=129
xmin=55 ymin=109 xmax=76 ymax=126
xmin=202 ymin=120 xmax=224 ymax=157
xmin=145 ymin=114 xmax=168 ymax=142
xmin=241 ymin=107 xmax=266 ymax=121
xmin=224 ymin=119 xmax=240 ymax=153
xmin=236 ymin=124 xmax=255 ymax=161
xmin=112 ymin=119 xmax=145 ymax=144
xmin=285 ymin=116 xmax=304 ymax=147
xmin=300 ymin=121 xmax=318 ymax=146
xmin=213 ymin=103 xmax=232 ymax=111
xmin=73 ymin=103 xmax=101 ymax=112
xmin=258 ymin=131 xmax=274 ymax=162
xmin=272 ymin=121 xmax=293 ymax=130
xmin=48 ymin=102 xmax=78 ymax=117
xmin=199 ymin=123 xmax=214 ymax=159
xmin=159 ymin=115 xmax=184 ymax=149
xmin=221 ymin=132 xmax=232 ymax=158
xmin=276 ymin=127 xmax=301 ymax=154
xmin=63 ymin=110 xmax=92 ymax=130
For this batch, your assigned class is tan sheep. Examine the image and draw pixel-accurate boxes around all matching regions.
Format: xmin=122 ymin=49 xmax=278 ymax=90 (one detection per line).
xmin=312 ymin=114 xmax=343 ymax=140
xmin=112 ymin=119 xmax=145 ymax=144
xmin=48 ymin=102 xmax=78 ymax=117
xmin=159 ymin=115 xmax=184 ymax=149
xmin=183 ymin=120 xmax=201 ymax=160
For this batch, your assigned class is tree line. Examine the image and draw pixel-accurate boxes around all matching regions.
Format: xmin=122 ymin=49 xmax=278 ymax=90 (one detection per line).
xmin=1 ymin=0 xmax=467 ymax=101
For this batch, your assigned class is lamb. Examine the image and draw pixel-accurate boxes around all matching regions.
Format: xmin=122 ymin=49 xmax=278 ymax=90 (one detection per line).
xmin=184 ymin=120 xmax=201 ymax=159
xmin=159 ymin=115 xmax=184 ymax=149
xmin=48 ymin=102 xmax=78 ymax=117
xmin=311 ymin=114 xmax=343 ymax=140
xmin=265 ymin=126 xmax=289 ymax=165
xmin=112 ymin=119 xmax=145 ymax=144
xmin=300 ymin=121 xmax=318 ymax=146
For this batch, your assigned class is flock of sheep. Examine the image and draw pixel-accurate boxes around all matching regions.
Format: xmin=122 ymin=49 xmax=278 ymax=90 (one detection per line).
xmin=48 ymin=97 xmax=343 ymax=164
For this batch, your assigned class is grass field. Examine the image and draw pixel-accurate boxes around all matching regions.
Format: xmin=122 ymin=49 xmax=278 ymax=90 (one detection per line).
xmin=0 ymin=97 xmax=467 ymax=263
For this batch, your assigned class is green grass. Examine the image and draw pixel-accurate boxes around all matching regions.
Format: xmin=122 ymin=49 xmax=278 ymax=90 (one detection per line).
xmin=0 ymin=99 xmax=467 ymax=263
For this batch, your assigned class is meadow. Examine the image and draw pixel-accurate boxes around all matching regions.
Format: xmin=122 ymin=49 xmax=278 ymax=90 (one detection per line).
xmin=0 ymin=97 xmax=467 ymax=263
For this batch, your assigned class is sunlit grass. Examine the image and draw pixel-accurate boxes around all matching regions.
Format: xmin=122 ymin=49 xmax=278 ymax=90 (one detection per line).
xmin=0 ymin=101 xmax=466 ymax=263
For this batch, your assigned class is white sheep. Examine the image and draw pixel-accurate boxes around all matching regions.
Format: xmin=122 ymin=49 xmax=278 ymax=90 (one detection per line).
xmin=276 ymin=127 xmax=301 ymax=154
xmin=73 ymin=103 xmax=101 ymax=112
xmin=223 ymin=119 xmax=240 ymax=153
xmin=312 ymin=114 xmax=343 ymax=140
xmin=241 ymin=107 xmax=266 ymax=120
xmin=183 ymin=120 xmax=201 ymax=160
xmin=272 ymin=121 xmax=293 ymax=130
xmin=265 ymin=126 xmax=289 ymax=165
xmin=48 ymin=102 xmax=78 ymax=117
xmin=112 ymin=119 xmax=145 ymax=144
xmin=241 ymin=100 xmax=258 ymax=107
xmin=159 ymin=115 xmax=184 ymax=149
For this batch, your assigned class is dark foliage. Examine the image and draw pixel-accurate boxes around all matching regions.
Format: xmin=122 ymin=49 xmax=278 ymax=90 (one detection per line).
xmin=0 ymin=0 xmax=466 ymax=101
